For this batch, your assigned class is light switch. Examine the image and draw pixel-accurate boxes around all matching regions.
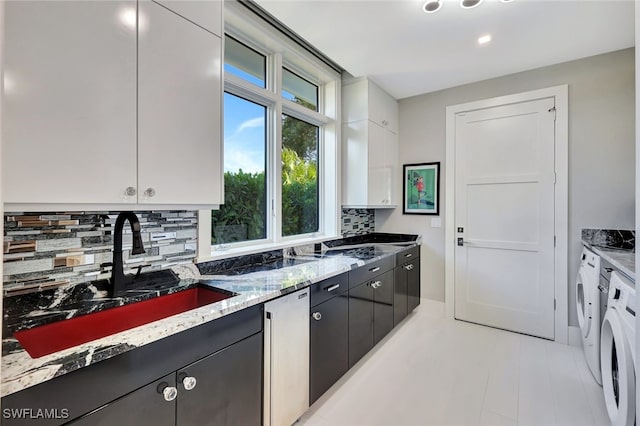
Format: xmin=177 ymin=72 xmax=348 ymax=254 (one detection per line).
xmin=431 ymin=217 xmax=442 ymax=228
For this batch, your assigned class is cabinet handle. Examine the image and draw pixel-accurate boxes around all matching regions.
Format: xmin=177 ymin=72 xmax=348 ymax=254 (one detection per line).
xmin=125 ymin=186 xmax=137 ymax=197
xmin=182 ymin=376 xmax=197 ymax=391
xmin=369 ymin=266 xmax=380 ymax=273
xmin=405 ymin=264 xmax=414 ymax=271
xmin=312 ymin=312 xmax=322 ymax=321
xmin=404 ymin=253 xmax=413 ymax=258
xmin=159 ymin=385 xmax=178 ymax=402
xmin=144 ymin=188 xmax=156 ymax=198
xmin=325 ymin=284 xmax=340 ymax=292
xmin=370 ymin=281 xmax=382 ymax=289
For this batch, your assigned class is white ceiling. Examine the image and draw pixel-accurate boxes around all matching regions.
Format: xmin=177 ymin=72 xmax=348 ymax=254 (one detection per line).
xmin=255 ymin=0 xmax=635 ymax=99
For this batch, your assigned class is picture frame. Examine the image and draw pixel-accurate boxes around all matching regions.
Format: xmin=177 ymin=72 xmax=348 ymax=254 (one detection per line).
xmin=403 ymin=162 xmax=440 ymax=215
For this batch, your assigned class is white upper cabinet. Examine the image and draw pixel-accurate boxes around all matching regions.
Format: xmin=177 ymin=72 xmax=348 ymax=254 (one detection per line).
xmin=343 ymin=77 xmax=398 ymax=134
xmin=342 ymin=77 xmax=399 ymax=208
xmin=3 ymin=0 xmax=138 ymax=205
xmin=138 ymin=1 xmax=222 ymax=206
xmin=154 ymin=0 xmax=222 ymax=36
xmin=2 ymin=0 xmax=223 ymax=209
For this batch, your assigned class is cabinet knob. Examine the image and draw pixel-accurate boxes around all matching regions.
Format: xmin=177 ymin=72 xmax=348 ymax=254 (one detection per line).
xmin=371 ymin=281 xmax=382 ymax=289
xmin=382 ymin=120 xmax=389 ymax=127
xmin=144 ymin=188 xmax=156 ymax=198
xmin=161 ymin=386 xmax=178 ymax=402
xmin=405 ymin=264 xmax=414 ymax=271
xmin=182 ymin=376 xmax=197 ymax=391
xmin=125 ymin=186 xmax=137 ymax=197
xmin=312 ymin=312 xmax=322 ymax=321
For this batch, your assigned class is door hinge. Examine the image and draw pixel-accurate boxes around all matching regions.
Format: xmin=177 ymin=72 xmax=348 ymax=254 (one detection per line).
xmin=554 ymin=172 xmax=557 ymax=184
xmin=554 ymin=299 xmax=556 ymax=311
xmin=554 ymin=236 xmax=557 ymax=247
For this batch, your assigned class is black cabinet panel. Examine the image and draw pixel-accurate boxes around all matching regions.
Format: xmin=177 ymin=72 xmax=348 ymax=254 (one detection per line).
xmin=69 ymin=374 xmax=176 ymax=426
xmin=309 ymin=272 xmax=348 ymax=306
xmin=309 ymin=294 xmax=349 ymax=404
xmin=176 ymin=333 xmax=263 ymax=426
xmin=407 ymin=260 xmax=421 ymax=313
xmin=348 ymin=282 xmax=374 ymax=368
xmin=395 ymin=246 xmax=419 ymax=265
xmin=393 ymin=266 xmax=408 ymax=326
xmin=373 ymin=270 xmax=394 ymax=344
xmin=349 ymin=257 xmax=394 ymax=289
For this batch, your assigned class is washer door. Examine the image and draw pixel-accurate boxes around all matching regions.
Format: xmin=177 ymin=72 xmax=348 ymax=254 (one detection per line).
xmin=601 ymin=308 xmax=636 ymax=426
xmin=576 ymin=269 xmax=592 ymax=338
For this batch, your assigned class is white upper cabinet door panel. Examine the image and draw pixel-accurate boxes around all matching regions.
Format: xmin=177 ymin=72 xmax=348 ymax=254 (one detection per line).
xmin=153 ymin=0 xmax=222 ymax=36
xmin=138 ymin=1 xmax=222 ymax=206
xmin=3 ymin=1 xmax=137 ymax=204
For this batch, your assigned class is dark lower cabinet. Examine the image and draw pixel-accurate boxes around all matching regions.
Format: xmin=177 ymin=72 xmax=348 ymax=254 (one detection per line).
xmin=70 ymin=374 xmax=176 ymax=426
xmin=348 ymin=281 xmax=374 ymax=368
xmin=394 ymin=248 xmax=421 ymax=325
xmin=69 ymin=333 xmax=262 ymax=426
xmin=373 ymin=270 xmax=394 ymax=345
xmin=177 ymin=332 xmax=262 ymax=426
xmin=309 ymin=292 xmax=349 ymax=404
xmin=348 ymin=270 xmax=395 ymax=368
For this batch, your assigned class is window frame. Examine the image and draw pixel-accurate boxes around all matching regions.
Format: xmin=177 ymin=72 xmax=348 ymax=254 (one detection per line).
xmin=197 ymin=3 xmax=341 ymax=261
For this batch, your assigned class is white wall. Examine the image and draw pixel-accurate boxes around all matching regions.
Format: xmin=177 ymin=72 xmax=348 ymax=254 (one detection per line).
xmin=377 ymin=48 xmax=635 ymax=327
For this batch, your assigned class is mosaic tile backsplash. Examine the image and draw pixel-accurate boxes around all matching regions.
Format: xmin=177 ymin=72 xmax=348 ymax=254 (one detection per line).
xmin=3 ymin=211 xmax=197 ymax=296
xmin=341 ymin=208 xmax=375 ymax=237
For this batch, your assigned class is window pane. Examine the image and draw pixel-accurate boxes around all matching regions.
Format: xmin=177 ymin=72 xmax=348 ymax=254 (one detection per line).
xmin=282 ymin=68 xmax=318 ymax=111
xmin=282 ymin=114 xmax=319 ymax=236
xmin=224 ymin=36 xmax=266 ymax=88
xmin=212 ymin=93 xmax=267 ymax=244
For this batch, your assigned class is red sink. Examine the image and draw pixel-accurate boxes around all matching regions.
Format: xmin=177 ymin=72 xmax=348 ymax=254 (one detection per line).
xmin=14 ymin=286 xmax=234 ymax=358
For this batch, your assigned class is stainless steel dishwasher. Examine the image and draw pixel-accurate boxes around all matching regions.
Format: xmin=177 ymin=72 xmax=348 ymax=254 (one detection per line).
xmin=264 ymin=288 xmax=310 ymax=426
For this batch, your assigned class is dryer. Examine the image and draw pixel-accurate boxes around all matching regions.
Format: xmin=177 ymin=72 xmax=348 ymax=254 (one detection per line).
xmin=601 ymin=271 xmax=636 ymax=426
xmin=576 ymin=247 xmax=603 ymax=384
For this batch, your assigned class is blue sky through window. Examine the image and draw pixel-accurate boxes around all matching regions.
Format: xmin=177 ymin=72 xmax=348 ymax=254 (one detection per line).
xmin=223 ymin=92 xmax=266 ymax=174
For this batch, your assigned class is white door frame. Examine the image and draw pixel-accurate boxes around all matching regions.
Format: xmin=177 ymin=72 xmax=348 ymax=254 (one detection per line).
xmin=444 ymin=85 xmax=569 ymax=344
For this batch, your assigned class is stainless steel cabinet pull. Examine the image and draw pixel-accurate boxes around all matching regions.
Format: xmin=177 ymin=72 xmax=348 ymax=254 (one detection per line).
xmin=370 ymin=281 xmax=382 ymax=289
xmin=182 ymin=376 xmax=197 ymax=391
xmin=404 ymin=253 xmax=413 ymax=258
xmin=144 ymin=188 xmax=156 ymax=198
xmin=312 ymin=312 xmax=322 ymax=321
xmin=325 ymin=284 xmax=340 ymax=292
xmin=404 ymin=264 xmax=414 ymax=271
xmin=125 ymin=186 xmax=137 ymax=197
xmin=369 ymin=266 xmax=380 ymax=273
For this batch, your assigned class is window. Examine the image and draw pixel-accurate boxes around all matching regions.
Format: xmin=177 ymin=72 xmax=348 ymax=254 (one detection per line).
xmin=203 ymin=4 xmax=341 ymax=257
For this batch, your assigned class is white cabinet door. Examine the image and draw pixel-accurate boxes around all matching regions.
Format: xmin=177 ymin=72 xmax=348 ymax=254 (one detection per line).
xmin=367 ymin=121 xmax=388 ymax=206
xmin=138 ymin=0 xmax=223 ymax=206
xmin=3 ymin=1 xmax=138 ymax=205
xmin=154 ymin=0 xmax=223 ymax=36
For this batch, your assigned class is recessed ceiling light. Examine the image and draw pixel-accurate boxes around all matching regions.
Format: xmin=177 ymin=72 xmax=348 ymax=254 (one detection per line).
xmin=423 ymin=0 xmax=442 ymax=14
xmin=478 ymin=34 xmax=492 ymax=45
xmin=461 ymin=0 xmax=483 ymax=9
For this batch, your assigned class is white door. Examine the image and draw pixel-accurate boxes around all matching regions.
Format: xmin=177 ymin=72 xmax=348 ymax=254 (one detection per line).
xmin=454 ymin=98 xmax=556 ymax=339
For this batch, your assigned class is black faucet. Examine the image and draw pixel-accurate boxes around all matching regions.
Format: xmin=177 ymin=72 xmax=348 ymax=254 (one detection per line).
xmin=111 ymin=212 xmax=146 ymax=296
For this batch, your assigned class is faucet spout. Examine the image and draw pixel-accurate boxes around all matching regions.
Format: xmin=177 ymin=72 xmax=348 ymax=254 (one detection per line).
xmin=111 ymin=212 xmax=146 ymax=296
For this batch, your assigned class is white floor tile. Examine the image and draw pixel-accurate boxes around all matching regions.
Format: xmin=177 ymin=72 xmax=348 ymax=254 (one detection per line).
xmin=300 ymin=301 xmax=609 ymax=426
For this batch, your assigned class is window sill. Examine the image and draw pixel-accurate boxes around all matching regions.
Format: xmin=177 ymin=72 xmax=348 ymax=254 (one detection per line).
xmin=195 ymin=234 xmax=340 ymax=264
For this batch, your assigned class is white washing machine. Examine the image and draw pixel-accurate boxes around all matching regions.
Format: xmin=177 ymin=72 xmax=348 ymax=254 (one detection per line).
xmin=576 ymin=247 xmax=603 ymax=384
xmin=601 ymin=271 xmax=636 ymax=426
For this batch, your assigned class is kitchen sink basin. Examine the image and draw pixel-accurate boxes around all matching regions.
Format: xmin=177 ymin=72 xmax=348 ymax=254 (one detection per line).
xmin=14 ymin=285 xmax=235 ymax=358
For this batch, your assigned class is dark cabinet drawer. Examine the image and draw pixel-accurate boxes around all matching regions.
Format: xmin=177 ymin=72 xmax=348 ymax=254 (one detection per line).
xmin=349 ymin=256 xmax=393 ymax=288
xmin=396 ymin=246 xmax=419 ymax=265
xmin=310 ymin=272 xmax=349 ymax=307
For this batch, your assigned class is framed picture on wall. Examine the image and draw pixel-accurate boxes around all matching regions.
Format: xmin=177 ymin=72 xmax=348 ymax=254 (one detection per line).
xmin=403 ymin=162 xmax=440 ymax=215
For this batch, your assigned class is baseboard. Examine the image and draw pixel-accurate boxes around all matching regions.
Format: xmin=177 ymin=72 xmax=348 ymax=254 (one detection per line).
xmin=568 ymin=325 xmax=582 ymax=347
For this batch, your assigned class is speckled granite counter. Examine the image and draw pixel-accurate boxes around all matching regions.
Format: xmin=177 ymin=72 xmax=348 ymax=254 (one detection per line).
xmin=1 ymin=239 xmax=418 ymax=397
xmin=581 ymin=228 xmax=635 ymax=281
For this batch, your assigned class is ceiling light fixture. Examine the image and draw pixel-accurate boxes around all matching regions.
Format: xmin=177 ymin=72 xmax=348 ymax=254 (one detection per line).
xmin=478 ymin=34 xmax=492 ymax=45
xmin=460 ymin=0 xmax=483 ymax=9
xmin=423 ymin=0 xmax=442 ymax=14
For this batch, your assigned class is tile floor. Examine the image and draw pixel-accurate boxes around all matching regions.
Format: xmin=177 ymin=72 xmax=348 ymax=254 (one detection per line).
xmin=300 ymin=300 xmax=609 ymax=426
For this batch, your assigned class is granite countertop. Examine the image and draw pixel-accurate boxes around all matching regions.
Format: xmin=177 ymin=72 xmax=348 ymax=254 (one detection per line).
xmin=1 ymin=239 xmax=418 ymax=397
xmin=586 ymin=243 xmax=636 ymax=281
